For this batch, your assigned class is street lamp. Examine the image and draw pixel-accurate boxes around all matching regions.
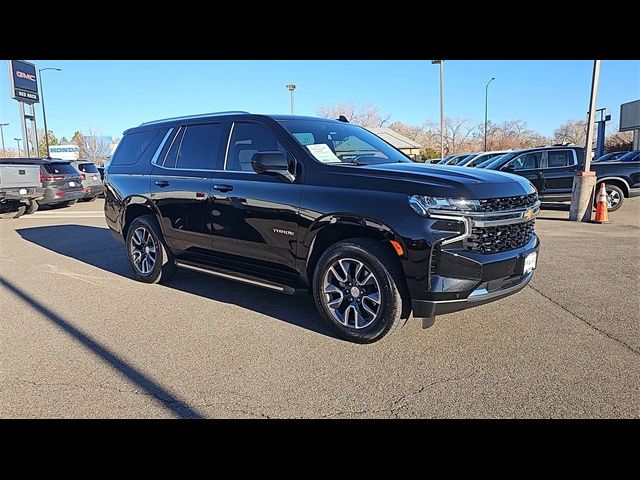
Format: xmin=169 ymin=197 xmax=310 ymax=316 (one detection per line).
xmin=15 ymin=138 xmax=22 ymax=152
xmin=0 ymin=123 xmax=8 ymax=154
xmin=38 ymin=67 xmax=62 ymax=158
xmin=286 ymin=83 xmax=296 ymax=114
xmin=432 ymin=61 xmax=444 ymax=160
xmin=484 ymin=77 xmax=495 ymax=151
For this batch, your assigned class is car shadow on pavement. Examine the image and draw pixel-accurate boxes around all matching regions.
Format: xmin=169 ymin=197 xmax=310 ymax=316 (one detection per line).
xmin=16 ymin=224 xmax=337 ymax=339
xmin=0 ymin=276 xmax=203 ymax=419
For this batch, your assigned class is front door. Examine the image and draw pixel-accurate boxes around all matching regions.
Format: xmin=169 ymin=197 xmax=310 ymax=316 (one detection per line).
xmin=501 ymin=150 xmax=545 ymax=192
xmin=209 ymin=121 xmax=303 ymax=274
xmin=150 ymin=122 xmax=225 ymax=254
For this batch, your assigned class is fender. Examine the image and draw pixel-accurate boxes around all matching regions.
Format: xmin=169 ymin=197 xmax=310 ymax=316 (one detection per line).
xmin=302 ymin=212 xmax=407 ymax=267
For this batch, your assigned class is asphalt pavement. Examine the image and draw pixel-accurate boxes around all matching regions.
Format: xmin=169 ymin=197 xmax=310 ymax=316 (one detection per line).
xmin=1 ymin=198 xmax=638 ymax=418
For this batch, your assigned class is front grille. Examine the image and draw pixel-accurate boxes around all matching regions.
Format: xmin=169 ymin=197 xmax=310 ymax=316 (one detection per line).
xmin=478 ymin=193 xmax=538 ymax=212
xmin=466 ymin=219 xmax=535 ymax=254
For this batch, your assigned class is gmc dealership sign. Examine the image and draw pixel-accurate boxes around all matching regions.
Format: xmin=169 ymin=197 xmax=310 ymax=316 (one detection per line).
xmin=8 ymin=60 xmax=39 ymax=104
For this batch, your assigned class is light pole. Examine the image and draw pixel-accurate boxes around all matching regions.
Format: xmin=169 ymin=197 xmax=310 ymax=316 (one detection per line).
xmin=569 ymin=60 xmax=601 ymax=222
xmin=286 ymin=83 xmax=296 ymax=114
xmin=38 ymin=67 xmax=62 ymax=158
xmin=15 ymin=138 xmax=22 ymax=152
xmin=432 ymin=61 xmax=444 ymax=159
xmin=484 ymin=77 xmax=495 ymax=152
xmin=0 ymin=123 xmax=8 ymax=154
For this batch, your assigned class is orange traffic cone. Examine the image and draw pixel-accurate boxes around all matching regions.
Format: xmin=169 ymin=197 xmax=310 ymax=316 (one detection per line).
xmin=593 ymin=182 xmax=610 ymax=224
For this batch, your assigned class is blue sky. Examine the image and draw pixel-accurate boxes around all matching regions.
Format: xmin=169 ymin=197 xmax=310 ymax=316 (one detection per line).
xmin=1 ymin=60 xmax=638 ymax=145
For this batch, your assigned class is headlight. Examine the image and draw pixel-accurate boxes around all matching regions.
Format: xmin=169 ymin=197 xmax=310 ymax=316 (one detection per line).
xmin=409 ymin=195 xmax=480 ymax=216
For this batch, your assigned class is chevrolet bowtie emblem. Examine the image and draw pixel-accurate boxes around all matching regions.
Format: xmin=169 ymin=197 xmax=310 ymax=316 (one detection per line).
xmin=523 ymin=209 xmax=533 ymax=220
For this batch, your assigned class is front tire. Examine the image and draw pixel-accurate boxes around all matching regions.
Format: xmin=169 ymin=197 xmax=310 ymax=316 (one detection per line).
xmin=126 ymin=214 xmax=176 ymax=284
xmin=312 ymin=238 xmax=409 ymax=343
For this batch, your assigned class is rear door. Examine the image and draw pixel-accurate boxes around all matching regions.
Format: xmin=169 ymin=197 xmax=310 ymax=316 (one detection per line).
xmin=539 ymin=149 xmax=579 ymax=196
xmin=150 ymin=122 xmax=225 ymax=254
xmin=501 ymin=151 xmax=545 ymax=191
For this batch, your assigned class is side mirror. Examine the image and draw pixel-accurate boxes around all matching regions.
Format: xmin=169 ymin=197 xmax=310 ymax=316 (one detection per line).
xmin=251 ymin=151 xmax=294 ymax=182
xmin=502 ymin=163 xmax=515 ymax=172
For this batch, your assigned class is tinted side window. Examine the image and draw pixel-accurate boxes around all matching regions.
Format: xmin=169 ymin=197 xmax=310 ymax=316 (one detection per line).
xmin=510 ymin=152 xmax=542 ymax=170
xmin=225 ymin=123 xmax=288 ymax=172
xmin=162 ymin=128 xmax=184 ymax=169
xmin=110 ymin=130 xmax=161 ymax=166
xmin=547 ymin=150 xmax=572 ymax=168
xmin=175 ymin=123 xmax=223 ymax=170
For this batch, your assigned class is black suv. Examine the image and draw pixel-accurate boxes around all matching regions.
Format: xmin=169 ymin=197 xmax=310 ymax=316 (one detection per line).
xmin=105 ymin=112 xmax=540 ymax=343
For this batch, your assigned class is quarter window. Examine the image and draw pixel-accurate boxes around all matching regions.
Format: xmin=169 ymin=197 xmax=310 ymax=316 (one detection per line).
xmin=225 ymin=123 xmax=288 ymax=172
xmin=111 ymin=130 xmax=161 ymax=166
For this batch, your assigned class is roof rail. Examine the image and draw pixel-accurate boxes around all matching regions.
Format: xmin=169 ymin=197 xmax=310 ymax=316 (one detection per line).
xmin=140 ymin=111 xmax=250 ymax=126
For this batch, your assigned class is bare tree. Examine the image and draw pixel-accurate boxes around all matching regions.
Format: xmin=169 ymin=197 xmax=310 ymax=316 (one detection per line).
xmin=425 ymin=117 xmax=477 ymax=154
xmin=605 ymin=131 xmax=633 ymax=152
xmin=72 ymin=128 xmax=110 ymax=165
xmin=317 ymin=102 xmax=391 ymax=128
xmin=553 ymin=119 xmax=587 ymax=146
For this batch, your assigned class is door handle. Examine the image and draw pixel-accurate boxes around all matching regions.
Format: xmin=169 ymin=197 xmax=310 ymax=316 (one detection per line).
xmin=154 ymin=180 xmax=170 ymax=187
xmin=213 ymin=184 xmax=233 ymax=192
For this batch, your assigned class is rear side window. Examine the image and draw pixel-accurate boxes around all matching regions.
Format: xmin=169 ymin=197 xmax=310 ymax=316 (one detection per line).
xmin=44 ymin=163 xmax=77 ymax=174
xmin=547 ymin=150 xmax=573 ymax=168
xmin=111 ymin=130 xmax=161 ymax=166
xmin=174 ymin=123 xmax=223 ymax=170
xmin=77 ymin=163 xmax=99 ymax=173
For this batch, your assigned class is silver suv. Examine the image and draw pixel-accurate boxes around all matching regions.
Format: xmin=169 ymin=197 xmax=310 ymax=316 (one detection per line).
xmin=72 ymin=160 xmax=104 ymax=201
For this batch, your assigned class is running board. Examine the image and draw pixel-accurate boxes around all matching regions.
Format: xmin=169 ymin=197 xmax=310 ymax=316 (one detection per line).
xmin=174 ymin=260 xmax=300 ymax=295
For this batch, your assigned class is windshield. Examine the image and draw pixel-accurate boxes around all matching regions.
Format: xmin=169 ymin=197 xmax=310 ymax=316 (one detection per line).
xmin=279 ymin=120 xmax=411 ymax=165
xmin=483 ymin=152 xmax=518 ymax=170
xmin=618 ymin=150 xmax=640 ymax=162
xmin=447 ymin=154 xmax=475 ymax=165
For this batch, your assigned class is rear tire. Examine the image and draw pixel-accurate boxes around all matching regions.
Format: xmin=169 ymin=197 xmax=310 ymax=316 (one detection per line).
xmin=24 ymin=200 xmax=39 ymax=215
xmin=81 ymin=196 xmax=97 ymax=202
xmin=66 ymin=199 xmax=79 ymax=206
xmin=594 ymin=183 xmax=624 ymax=212
xmin=125 ymin=214 xmax=176 ymax=284
xmin=0 ymin=205 xmax=26 ymax=219
xmin=312 ymin=237 xmax=409 ymax=343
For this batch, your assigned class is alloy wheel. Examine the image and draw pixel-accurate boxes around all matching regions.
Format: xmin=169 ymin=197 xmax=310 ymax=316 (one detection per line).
xmin=322 ymin=257 xmax=382 ymax=329
xmin=130 ymin=226 xmax=157 ymax=275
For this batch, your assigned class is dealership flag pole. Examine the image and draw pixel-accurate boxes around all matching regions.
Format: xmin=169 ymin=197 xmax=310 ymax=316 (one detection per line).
xmin=569 ymin=60 xmax=601 ymax=222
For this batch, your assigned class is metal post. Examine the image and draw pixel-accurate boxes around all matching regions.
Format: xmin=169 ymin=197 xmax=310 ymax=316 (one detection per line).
xmin=569 ymin=60 xmax=601 ymax=222
xmin=0 ymin=123 xmax=7 ymax=154
xmin=39 ymin=70 xmax=50 ymax=157
xmin=291 ymin=89 xmax=295 ymax=115
xmin=439 ymin=62 xmax=444 ymax=160
xmin=286 ymin=84 xmax=296 ymax=115
xmin=19 ymin=102 xmax=29 ymax=157
xmin=15 ymin=138 xmax=22 ymax=152
xmin=29 ymin=104 xmax=39 ymax=158
xmin=594 ymin=108 xmax=607 ymax=159
xmin=484 ymin=77 xmax=495 ymax=151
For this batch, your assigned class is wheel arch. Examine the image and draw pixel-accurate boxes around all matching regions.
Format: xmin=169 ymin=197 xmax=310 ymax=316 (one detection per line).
xmin=303 ymin=214 xmax=407 ymax=284
xmin=121 ymin=195 xmax=162 ymax=238
xmin=597 ymin=177 xmax=630 ymax=197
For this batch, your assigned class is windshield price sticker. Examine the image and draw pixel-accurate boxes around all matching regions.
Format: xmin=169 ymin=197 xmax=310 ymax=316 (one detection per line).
xmin=306 ymin=144 xmax=342 ymax=163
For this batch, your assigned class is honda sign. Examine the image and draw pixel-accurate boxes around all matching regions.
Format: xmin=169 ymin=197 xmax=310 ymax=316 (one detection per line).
xmin=8 ymin=60 xmax=40 ymax=104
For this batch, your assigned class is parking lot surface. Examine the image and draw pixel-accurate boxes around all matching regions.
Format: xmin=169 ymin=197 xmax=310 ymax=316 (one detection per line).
xmin=1 ymin=199 xmax=639 ymax=418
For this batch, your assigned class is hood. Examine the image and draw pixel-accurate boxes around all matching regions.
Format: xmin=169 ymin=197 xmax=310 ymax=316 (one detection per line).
xmin=355 ymin=162 xmax=536 ymax=199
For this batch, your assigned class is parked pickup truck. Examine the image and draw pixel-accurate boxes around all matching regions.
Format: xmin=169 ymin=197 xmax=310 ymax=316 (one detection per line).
xmin=0 ymin=158 xmax=45 ymax=219
xmin=482 ymin=146 xmax=640 ymax=211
